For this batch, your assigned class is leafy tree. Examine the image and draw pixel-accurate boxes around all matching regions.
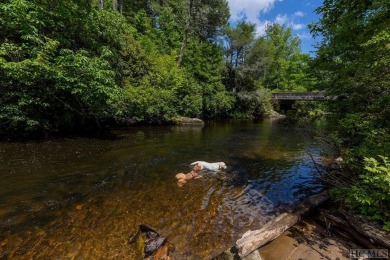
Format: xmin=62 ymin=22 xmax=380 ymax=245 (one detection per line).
xmin=182 ymin=39 xmax=234 ymax=118
xmin=234 ymin=90 xmax=272 ymax=118
xmin=337 ymin=156 xmax=390 ymax=230
xmin=157 ymin=0 xmax=230 ymax=66
xmin=0 ymin=1 xmax=123 ymax=136
xmin=310 ymin=0 xmax=390 ymax=151
xmin=263 ymin=24 xmax=302 ymax=90
xmin=0 ymin=0 xmax=317 ymax=139
xmin=310 ymin=0 xmax=390 ymax=228
xmin=224 ymin=22 xmax=256 ymax=68
xmin=222 ymin=22 xmax=256 ymax=92
xmin=281 ymin=52 xmax=314 ymax=92
xmin=243 ymin=37 xmax=273 ymax=85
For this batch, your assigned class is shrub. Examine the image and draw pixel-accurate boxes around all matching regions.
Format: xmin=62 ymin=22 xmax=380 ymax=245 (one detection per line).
xmin=341 ymin=156 xmax=390 ymax=230
xmin=235 ymin=89 xmax=272 ymax=118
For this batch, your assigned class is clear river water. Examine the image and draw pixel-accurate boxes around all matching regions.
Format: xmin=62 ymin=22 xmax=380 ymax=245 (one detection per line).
xmin=0 ymin=119 xmax=327 ymax=259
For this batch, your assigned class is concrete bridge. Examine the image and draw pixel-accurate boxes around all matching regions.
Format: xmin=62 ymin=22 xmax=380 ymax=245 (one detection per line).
xmin=272 ymin=92 xmax=325 ymax=101
xmin=271 ymin=92 xmax=325 ymax=111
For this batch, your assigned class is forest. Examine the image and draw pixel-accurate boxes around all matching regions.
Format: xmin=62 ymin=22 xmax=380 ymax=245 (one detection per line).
xmin=0 ymin=0 xmax=313 ymax=138
xmin=0 ymin=0 xmax=389 ymax=232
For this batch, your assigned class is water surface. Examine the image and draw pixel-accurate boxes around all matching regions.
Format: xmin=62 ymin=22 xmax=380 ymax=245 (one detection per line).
xmin=0 ymin=119 xmax=325 ymax=259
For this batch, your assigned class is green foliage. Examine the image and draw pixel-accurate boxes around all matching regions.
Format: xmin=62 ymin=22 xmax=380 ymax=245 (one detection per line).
xmin=311 ymin=0 xmax=390 ymax=229
xmin=310 ymin=0 xmax=390 ymax=123
xmin=124 ymin=85 xmax=177 ymax=124
xmin=339 ymin=156 xmax=390 ymax=230
xmin=182 ymin=39 xmax=235 ymax=118
xmin=233 ymin=89 xmax=272 ymax=118
xmin=310 ymin=0 xmax=390 ymax=158
xmin=224 ymin=22 xmax=256 ymax=69
xmin=0 ymin=0 xmax=315 ymax=139
xmin=0 ymin=0 xmax=127 ymax=137
xmin=263 ymin=24 xmax=308 ymax=91
xmin=223 ymin=22 xmax=313 ymax=94
xmin=202 ymin=83 xmax=236 ymax=118
xmin=286 ymin=101 xmax=327 ymax=120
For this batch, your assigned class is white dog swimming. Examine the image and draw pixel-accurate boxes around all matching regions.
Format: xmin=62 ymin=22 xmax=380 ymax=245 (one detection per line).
xmin=190 ymin=161 xmax=227 ymax=171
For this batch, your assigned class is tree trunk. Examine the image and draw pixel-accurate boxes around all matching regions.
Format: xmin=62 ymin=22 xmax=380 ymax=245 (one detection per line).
xmin=178 ymin=0 xmax=193 ymax=67
xmin=99 ymin=0 xmax=104 ymax=9
xmin=147 ymin=0 xmax=157 ymax=29
xmin=235 ymin=49 xmax=242 ymax=68
xmin=178 ymin=31 xmax=188 ymax=66
xmin=118 ymin=0 xmax=123 ymax=14
xmin=113 ymin=0 xmax=117 ymax=11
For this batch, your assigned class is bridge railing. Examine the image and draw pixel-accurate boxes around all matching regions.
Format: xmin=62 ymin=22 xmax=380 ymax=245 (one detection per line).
xmin=271 ymin=92 xmax=325 ymax=101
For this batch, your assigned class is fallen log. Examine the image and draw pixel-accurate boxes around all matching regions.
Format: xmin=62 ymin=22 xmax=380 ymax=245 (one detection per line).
xmin=319 ymin=210 xmax=390 ymax=250
xmin=235 ymin=191 xmax=330 ymax=258
xmin=318 ymin=210 xmax=375 ymax=249
xmin=236 ymin=212 xmax=299 ymax=258
xmin=342 ymin=211 xmax=390 ymax=249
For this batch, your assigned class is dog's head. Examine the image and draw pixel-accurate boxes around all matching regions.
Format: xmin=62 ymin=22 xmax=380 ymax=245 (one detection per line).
xmin=193 ymin=165 xmax=202 ymax=172
xmin=218 ymin=162 xmax=227 ymax=170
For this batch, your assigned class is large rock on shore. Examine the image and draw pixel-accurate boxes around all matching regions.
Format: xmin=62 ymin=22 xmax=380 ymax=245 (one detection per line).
xmin=173 ymin=117 xmax=205 ymax=126
xmin=269 ymin=110 xmax=286 ymax=119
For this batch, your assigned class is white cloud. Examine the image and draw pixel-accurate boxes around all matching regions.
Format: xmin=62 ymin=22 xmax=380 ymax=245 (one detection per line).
xmin=292 ymin=23 xmax=305 ymax=30
xmin=255 ymin=20 xmax=272 ymax=35
xmin=297 ymin=33 xmax=312 ymax=40
xmin=275 ymin=14 xmax=288 ymax=24
xmin=227 ymin=0 xmax=305 ymax=35
xmin=228 ymin=0 xmax=283 ymax=24
xmin=272 ymin=14 xmax=305 ymax=31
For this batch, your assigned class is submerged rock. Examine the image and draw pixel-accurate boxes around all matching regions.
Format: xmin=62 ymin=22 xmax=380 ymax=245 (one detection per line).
xmin=129 ymin=224 xmax=173 ymax=259
xmin=335 ymin=157 xmax=343 ymax=165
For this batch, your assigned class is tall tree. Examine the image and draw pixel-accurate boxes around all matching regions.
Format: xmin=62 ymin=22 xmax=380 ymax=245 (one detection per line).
xmin=177 ymin=0 xmax=193 ymax=66
xmin=176 ymin=0 xmax=229 ymax=66
xmin=241 ymin=37 xmax=273 ymax=86
xmin=224 ymin=22 xmax=256 ymax=68
xmin=263 ymin=23 xmax=301 ymax=90
xmin=310 ymin=0 xmax=390 ymax=122
xmin=222 ymin=22 xmax=256 ymax=92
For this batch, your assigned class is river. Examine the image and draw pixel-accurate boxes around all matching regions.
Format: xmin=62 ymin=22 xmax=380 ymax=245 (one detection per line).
xmin=0 ymin=119 xmax=327 ymax=259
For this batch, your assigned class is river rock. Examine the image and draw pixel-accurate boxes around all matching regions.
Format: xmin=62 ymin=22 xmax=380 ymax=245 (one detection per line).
xmin=129 ymin=224 xmax=172 ymax=259
xmin=173 ymin=117 xmax=204 ymax=126
xmin=269 ymin=110 xmax=286 ymax=119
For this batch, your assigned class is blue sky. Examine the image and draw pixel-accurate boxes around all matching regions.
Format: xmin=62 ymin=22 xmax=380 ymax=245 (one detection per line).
xmin=227 ymin=0 xmax=323 ymax=55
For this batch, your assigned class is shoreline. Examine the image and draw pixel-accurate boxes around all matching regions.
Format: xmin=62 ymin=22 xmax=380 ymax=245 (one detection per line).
xmin=214 ymin=196 xmax=390 ymax=259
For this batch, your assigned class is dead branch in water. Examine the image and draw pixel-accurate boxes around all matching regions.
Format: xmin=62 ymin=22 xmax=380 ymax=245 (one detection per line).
xmin=306 ymin=151 xmax=356 ymax=187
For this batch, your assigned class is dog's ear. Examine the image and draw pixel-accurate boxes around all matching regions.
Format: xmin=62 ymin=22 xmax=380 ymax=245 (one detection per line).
xmin=219 ymin=162 xmax=227 ymax=169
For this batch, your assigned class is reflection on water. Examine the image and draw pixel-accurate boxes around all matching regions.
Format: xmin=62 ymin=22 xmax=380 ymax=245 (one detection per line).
xmin=0 ymin=119 xmax=326 ymax=259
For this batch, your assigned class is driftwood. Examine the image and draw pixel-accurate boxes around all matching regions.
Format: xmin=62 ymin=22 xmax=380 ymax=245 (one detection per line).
xmin=319 ymin=210 xmax=390 ymax=250
xmin=319 ymin=210 xmax=375 ymax=249
xmin=235 ymin=191 xmax=330 ymax=258
xmin=236 ymin=213 xmax=299 ymax=258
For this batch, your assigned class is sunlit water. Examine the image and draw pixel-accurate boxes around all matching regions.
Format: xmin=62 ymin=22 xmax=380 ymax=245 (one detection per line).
xmin=0 ymin=119 xmax=326 ymax=259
